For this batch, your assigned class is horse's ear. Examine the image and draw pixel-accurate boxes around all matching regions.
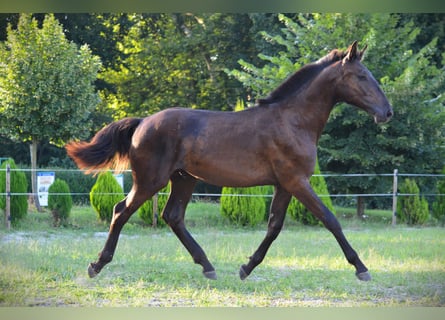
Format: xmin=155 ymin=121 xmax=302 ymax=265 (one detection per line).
xmin=358 ymin=44 xmax=368 ymax=61
xmin=344 ymin=40 xmax=358 ymax=63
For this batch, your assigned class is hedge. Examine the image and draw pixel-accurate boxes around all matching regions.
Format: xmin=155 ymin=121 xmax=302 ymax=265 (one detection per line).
xmin=397 ymin=178 xmax=429 ymax=225
xmin=48 ymin=178 xmax=72 ymax=227
xmin=0 ymin=159 xmax=28 ymax=225
xmin=220 ymin=186 xmax=269 ymax=226
xmin=90 ymin=171 xmax=125 ymax=222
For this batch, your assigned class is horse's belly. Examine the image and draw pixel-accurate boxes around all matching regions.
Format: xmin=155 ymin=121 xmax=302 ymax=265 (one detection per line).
xmin=184 ymin=156 xmax=275 ymax=187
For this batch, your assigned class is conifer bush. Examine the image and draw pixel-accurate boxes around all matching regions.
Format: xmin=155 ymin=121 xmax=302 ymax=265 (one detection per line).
xmin=287 ymin=161 xmax=335 ymax=226
xmin=0 ymin=159 xmax=28 ymax=225
xmin=220 ymin=186 xmax=266 ymax=226
xmin=48 ymin=178 xmax=72 ymax=227
xmin=138 ymin=183 xmax=170 ymax=227
xmin=397 ymin=178 xmax=429 ymax=225
xmin=90 ymin=171 xmax=124 ymax=222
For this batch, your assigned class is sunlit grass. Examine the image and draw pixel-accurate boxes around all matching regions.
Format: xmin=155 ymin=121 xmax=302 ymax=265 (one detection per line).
xmin=0 ymin=203 xmax=444 ymax=306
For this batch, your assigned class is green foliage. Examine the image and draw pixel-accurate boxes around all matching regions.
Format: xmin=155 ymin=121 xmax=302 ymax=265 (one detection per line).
xmin=90 ymin=172 xmax=124 ymax=222
xmin=0 ymin=14 xmax=102 ymax=209
xmin=0 ymin=13 xmax=102 ymax=146
xmin=234 ymin=98 xmax=245 ymax=112
xmin=287 ymin=160 xmax=335 ymax=226
xmin=48 ymin=179 xmax=72 ymax=227
xmin=100 ymin=13 xmax=262 ymax=118
xmin=432 ymin=167 xmax=445 ymax=225
xmin=228 ymin=13 xmax=445 ymax=210
xmin=138 ymin=183 xmax=170 ymax=227
xmin=0 ymin=159 xmax=28 ymax=225
xmin=397 ymin=178 xmax=429 ymax=225
xmin=220 ymin=186 xmax=268 ymax=226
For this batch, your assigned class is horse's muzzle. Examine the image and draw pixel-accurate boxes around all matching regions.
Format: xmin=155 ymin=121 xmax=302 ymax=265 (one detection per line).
xmin=373 ymin=106 xmax=393 ymax=124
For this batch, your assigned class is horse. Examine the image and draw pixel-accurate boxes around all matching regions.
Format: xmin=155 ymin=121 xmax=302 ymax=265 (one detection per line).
xmin=66 ymin=41 xmax=393 ymax=282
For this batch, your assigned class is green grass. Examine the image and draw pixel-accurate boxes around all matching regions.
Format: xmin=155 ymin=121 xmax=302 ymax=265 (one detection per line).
xmin=0 ymin=202 xmax=444 ymax=306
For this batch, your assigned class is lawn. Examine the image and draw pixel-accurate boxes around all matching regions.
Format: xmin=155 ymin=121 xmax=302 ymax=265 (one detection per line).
xmin=0 ymin=202 xmax=444 ymax=306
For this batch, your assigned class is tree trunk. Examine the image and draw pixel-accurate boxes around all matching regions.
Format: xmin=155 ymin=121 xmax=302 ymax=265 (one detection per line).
xmin=30 ymin=140 xmax=42 ymax=212
xmin=356 ymin=195 xmax=365 ymax=219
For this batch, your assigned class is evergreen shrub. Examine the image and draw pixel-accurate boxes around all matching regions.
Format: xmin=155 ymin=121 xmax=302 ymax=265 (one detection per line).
xmin=90 ymin=171 xmax=124 ymax=222
xmin=48 ymin=178 xmax=72 ymax=227
xmin=220 ymin=186 xmax=267 ymax=226
xmin=0 ymin=159 xmax=28 ymax=225
xmin=138 ymin=183 xmax=170 ymax=227
xmin=397 ymin=178 xmax=429 ymax=225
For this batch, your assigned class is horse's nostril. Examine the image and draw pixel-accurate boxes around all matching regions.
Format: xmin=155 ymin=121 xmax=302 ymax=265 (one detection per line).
xmin=387 ymin=110 xmax=393 ymax=118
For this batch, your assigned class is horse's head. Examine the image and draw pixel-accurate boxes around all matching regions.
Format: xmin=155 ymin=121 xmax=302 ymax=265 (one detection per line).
xmin=337 ymin=41 xmax=393 ymax=124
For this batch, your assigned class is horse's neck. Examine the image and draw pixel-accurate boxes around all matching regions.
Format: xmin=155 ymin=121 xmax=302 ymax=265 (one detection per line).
xmin=277 ymin=68 xmax=338 ymax=143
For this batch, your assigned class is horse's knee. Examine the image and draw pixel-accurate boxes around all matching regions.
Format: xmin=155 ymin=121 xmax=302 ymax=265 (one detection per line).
xmin=266 ymin=217 xmax=284 ymax=239
xmin=318 ymin=209 xmax=341 ymax=231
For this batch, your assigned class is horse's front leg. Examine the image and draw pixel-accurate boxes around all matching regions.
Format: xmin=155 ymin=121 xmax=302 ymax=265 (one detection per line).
xmin=287 ymin=178 xmax=371 ymax=281
xmin=240 ymin=185 xmax=291 ymax=280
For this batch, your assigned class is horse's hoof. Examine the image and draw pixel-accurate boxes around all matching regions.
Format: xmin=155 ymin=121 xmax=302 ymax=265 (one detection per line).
xmin=88 ymin=263 xmax=99 ymax=278
xmin=203 ymin=270 xmax=217 ymax=280
xmin=239 ymin=265 xmax=249 ymax=280
xmin=356 ymin=271 xmax=371 ymax=281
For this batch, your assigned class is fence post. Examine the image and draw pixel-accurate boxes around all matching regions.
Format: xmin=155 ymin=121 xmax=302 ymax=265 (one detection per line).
xmin=5 ymin=163 xmax=11 ymax=230
xmin=391 ymin=169 xmax=398 ymax=226
xmin=152 ymin=193 xmax=158 ymax=228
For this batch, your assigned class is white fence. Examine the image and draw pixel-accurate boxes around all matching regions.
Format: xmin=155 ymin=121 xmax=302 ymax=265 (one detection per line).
xmin=2 ymin=166 xmax=445 ymax=229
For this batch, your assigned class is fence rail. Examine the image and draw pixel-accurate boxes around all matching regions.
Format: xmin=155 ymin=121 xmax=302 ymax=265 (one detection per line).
xmin=2 ymin=167 xmax=445 ymax=229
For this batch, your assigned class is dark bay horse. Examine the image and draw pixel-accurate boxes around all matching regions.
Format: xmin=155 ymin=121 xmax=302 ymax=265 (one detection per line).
xmin=66 ymin=41 xmax=393 ymax=282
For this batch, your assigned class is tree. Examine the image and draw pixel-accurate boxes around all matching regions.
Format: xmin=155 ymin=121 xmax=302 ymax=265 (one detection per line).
xmin=100 ymin=13 xmax=263 ymax=119
xmin=0 ymin=13 xmax=276 ymax=164
xmin=227 ymin=13 xmax=445 ymax=215
xmin=319 ymin=15 xmax=445 ymax=214
xmin=0 ymin=14 xmax=101 ymax=210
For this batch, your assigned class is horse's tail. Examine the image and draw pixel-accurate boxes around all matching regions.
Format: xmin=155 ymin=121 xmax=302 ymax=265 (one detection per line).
xmin=65 ymin=117 xmax=143 ymax=174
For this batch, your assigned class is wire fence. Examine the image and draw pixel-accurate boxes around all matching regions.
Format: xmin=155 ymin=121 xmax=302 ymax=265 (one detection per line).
xmin=2 ymin=166 xmax=445 ymax=229
xmin=1 ymin=167 xmax=445 ymax=198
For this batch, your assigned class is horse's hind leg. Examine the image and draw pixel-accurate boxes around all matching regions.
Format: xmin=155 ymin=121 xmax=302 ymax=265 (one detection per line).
xmin=162 ymin=171 xmax=217 ymax=280
xmin=88 ymin=184 xmax=156 ymax=278
xmin=240 ymin=185 xmax=291 ymax=280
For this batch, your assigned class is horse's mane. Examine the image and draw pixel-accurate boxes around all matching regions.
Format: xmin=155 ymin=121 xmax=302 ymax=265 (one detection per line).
xmin=257 ymin=49 xmax=347 ymax=105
